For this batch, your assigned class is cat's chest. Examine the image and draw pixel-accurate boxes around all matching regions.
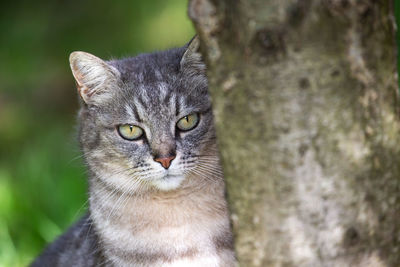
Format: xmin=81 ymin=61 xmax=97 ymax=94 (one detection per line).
xmin=98 ymin=212 xmax=221 ymax=248
xmin=91 ymin=197 xmax=229 ymax=266
xmin=99 ymin=219 xmax=224 ymax=266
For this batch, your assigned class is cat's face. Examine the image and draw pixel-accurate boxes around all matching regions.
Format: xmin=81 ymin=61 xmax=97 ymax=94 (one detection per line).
xmin=70 ymin=39 xmax=219 ymax=192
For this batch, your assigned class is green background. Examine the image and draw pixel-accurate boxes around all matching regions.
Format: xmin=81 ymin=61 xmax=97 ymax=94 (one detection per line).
xmin=0 ymin=0 xmax=194 ymax=266
xmin=0 ymin=1 xmax=399 ymax=266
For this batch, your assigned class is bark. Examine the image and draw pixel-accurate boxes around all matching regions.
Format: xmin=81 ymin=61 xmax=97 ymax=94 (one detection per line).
xmin=189 ymin=0 xmax=400 ymax=266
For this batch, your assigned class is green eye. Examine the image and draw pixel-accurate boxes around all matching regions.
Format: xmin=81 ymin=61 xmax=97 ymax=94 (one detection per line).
xmin=177 ymin=113 xmax=199 ymax=131
xmin=118 ymin=124 xmax=144 ymax=140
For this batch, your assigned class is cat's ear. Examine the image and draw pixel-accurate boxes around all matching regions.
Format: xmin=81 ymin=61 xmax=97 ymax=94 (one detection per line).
xmin=69 ymin=51 xmax=120 ymax=105
xmin=180 ymin=36 xmax=206 ymax=74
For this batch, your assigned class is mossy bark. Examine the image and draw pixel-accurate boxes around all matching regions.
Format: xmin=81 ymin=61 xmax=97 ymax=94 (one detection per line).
xmin=189 ymin=0 xmax=400 ymax=266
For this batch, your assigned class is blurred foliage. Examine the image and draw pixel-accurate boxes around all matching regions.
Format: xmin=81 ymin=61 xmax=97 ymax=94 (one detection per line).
xmin=0 ymin=0 xmax=194 ymax=266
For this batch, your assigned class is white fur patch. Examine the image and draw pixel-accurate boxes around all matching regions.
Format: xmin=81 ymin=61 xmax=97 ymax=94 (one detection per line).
xmin=150 ymin=174 xmax=185 ymax=191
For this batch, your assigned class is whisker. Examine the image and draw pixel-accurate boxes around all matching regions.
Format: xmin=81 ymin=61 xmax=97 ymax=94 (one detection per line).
xmin=103 ymin=176 xmax=144 ymax=221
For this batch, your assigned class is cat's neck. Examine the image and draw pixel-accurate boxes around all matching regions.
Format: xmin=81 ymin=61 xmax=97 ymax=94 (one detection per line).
xmin=89 ymin=172 xmax=227 ymax=226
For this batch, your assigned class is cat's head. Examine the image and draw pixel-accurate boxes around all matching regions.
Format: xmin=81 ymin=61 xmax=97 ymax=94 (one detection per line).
xmin=70 ymin=38 xmax=220 ymax=192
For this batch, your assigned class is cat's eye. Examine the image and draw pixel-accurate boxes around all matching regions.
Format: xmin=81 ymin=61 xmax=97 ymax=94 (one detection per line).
xmin=118 ymin=124 xmax=144 ymax=140
xmin=176 ymin=113 xmax=199 ymax=131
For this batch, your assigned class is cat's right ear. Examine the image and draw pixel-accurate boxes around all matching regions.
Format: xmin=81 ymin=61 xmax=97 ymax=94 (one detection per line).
xmin=69 ymin=51 xmax=120 ymax=105
xmin=180 ymin=36 xmax=206 ymax=74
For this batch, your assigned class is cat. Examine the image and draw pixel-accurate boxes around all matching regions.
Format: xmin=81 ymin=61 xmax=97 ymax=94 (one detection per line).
xmin=31 ymin=37 xmax=235 ymax=267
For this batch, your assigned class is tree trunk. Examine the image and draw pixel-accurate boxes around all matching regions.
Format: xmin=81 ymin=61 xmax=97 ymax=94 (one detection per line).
xmin=189 ymin=0 xmax=400 ymax=266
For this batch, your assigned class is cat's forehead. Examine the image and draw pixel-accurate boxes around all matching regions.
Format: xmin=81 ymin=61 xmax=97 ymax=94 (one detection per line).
xmin=111 ymin=49 xmax=182 ymax=105
xmin=120 ymin=78 xmax=205 ymax=124
xmin=108 ymin=48 xmax=209 ymax=123
xmin=128 ymin=82 xmax=178 ymax=120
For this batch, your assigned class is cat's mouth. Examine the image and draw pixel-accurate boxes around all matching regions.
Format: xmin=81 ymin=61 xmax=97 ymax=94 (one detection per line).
xmin=163 ymin=173 xmax=181 ymax=179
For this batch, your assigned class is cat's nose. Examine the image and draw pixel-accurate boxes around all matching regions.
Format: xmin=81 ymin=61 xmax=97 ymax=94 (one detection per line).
xmin=154 ymin=155 xmax=176 ymax=169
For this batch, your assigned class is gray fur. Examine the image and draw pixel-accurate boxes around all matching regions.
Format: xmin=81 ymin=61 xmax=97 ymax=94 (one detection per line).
xmin=31 ymin=214 xmax=104 ymax=266
xmin=32 ymin=38 xmax=235 ymax=266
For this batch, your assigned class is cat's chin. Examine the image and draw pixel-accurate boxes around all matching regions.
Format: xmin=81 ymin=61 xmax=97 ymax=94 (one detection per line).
xmin=150 ymin=174 xmax=185 ymax=191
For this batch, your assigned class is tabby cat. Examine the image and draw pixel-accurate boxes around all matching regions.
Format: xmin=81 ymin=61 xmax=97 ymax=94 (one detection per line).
xmin=31 ymin=37 xmax=235 ymax=266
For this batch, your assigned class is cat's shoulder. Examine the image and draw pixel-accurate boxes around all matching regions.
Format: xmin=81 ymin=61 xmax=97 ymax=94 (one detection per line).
xmin=30 ymin=214 xmax=103 ymax=267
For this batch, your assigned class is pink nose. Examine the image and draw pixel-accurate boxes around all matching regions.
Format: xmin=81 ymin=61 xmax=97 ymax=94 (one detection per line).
xmin=154 ymin=155 xmax=176 ymax=169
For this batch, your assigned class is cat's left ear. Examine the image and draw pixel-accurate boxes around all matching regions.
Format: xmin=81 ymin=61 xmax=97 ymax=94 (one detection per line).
xmin=180 ymin=36 xmax=206 ymax=74
xmin=69 ymin=51 xmax=120 ymax=105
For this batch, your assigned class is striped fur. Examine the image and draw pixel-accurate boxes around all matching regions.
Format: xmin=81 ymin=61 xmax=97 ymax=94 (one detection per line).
xmin=32 ymin=39 xmax=235 ymax=266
